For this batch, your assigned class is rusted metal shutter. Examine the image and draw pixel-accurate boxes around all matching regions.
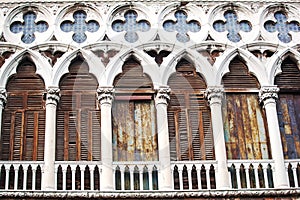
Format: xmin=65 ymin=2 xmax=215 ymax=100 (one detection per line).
xmin=222 ymin=57 xmax=270 ymax=159
xmin=0 ymin=56 xmax=45 ymax=161
xmin=56 ymin=55 xmax=100 ymax=161
xmin=167 ymin=59 xmax=214 ymax=161
xmin=275 ymin=58 xmax=300 ymax=159
xmin=112 ymin=56 xmax=157 ymax=161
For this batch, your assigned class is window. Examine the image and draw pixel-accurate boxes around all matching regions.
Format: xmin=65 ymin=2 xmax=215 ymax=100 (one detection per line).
xmin=1 ymin=55 xmax=45 ymax=161
xmin=275 ymin=57 xmax=300 ymax=159
xmin=56 ymin=54 xmax=100 ymax=161
xmin=167 ymin=59 xmax=214 ymax=161
xmin=222 ymin=56 xmax=271 ymax=159
xmin=112 ymin=57 xmax=158 ymax=161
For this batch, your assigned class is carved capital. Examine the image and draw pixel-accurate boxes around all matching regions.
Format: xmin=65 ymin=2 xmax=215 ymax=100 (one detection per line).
xmin=97 ymin=87 xmax=115 ymax=105
xmin=259 ymin=86 xmax=279 ymax=104
xmin=155 ymin=86 xmax=171 ymax=106
xmin=0 ymin=88 xmax=7 ymax=108
xmin=45 ymin=87 xmax=60 ymax=106
xmin=205 ymin=86 xmax=224 ymax=105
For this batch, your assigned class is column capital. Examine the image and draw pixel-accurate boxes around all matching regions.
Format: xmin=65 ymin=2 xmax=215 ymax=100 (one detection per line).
xmin=45 ymin=87 xmax=60 ymax=106
xmin=0 ymin=88 xmax=7 ymax=108
xmin=155 ymin=86 xmax=171 ymax=106
xmin=259 ymin=86 xmax=279 ymax=105
xmin=205 ymin=86 xmax=224 ymax=105
xmin=97 ymin=86 xmax=115 ymax=105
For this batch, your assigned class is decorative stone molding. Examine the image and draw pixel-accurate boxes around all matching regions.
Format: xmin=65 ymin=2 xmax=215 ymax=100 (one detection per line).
xmin=45 ymin=87 xmax=60 ymax=106
xmin=97 ymin=86 xmax=115 ymax=105
xmin=205 ymin=86 xmax=224 ymax=106
xmin=155 ymin=86 xmax=171 ymax=106
xmin=259 ymin=86 xmax=279 ymax=104
xmin=0 ymin=88 xmax=7 ymax=108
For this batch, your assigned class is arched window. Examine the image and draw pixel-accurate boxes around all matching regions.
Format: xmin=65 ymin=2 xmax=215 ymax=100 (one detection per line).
xmin=1 ymin=55 xmax=45 ymax=161
xmin=167 ymin=59 xmax=214 ymax=161
xmin=112 ymin=57 xmax=157 ymax=161
xmin=222 ymin=56 xmax=271 ymax=159
xmin=275 ymin=57 xmax=300 ymax=159
xmin=56 ymin=54 xmax=100 ymax=161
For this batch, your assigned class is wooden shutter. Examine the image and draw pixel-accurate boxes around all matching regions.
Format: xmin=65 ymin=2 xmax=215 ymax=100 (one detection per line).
xmin=167 ymin=59 xmax=214 ymax=161
xmin=56 ymin=55 xmax=100 ymax=161
xmin=223 ymin=94 xmax=270 ymax=159
xmin=275 ymin=58 xmax=300 ymax=159
xmin=112 ymin=99 xmax=158 ymax=161
xmin=222 ymin=56 xmax=270 ymax=160
xmin=1 ymin=57 xmax=45 ymax=161
xmin=112 ymin=56 xmax=157 ymax=161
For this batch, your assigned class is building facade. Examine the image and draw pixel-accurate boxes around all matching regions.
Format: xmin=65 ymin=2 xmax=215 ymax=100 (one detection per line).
xmin=0 ymin=0 xmax=299 ymax=198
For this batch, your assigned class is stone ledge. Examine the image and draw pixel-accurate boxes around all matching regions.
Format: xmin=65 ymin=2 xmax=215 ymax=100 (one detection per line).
xmin=0 ymin=189 xmax=299 ymax=199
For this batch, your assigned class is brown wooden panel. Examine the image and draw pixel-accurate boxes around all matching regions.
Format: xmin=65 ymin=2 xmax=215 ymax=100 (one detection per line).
xmin=112 ymin=100 xmax=158 ymax=161
xmin=223 ymin=93 xmax=270 ymax=159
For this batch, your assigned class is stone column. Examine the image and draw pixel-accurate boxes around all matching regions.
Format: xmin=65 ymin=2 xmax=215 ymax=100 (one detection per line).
xmin=259 ymin=86 xmax=289 ymax=188
xmin=205 ymin=86 xmax=230 ymax=189
xmin=155 ymin=86 xmax=172 ymax=191
xmin=42 ymin=87 xmax=60 ymax=190
xmin=97 ymin=86 xmax=114 ymax=191
xmin=0 ymin=89 xmax=7 ymax=139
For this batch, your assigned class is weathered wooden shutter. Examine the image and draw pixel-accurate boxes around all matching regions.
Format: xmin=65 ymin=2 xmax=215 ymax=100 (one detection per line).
xmin=275 ymin=58 xmax=300 ymax=159
xmin=167 ymin=59 xmax=214 ymax=161
xmin=112 ymin=56 xmax=157 ymax=161
xmin=0 ymin=56 xmax=45 ymax=161
xmin=222 ymin=56 xmax=270 ymax=159
xmin=56 ymin=55 xmax=100 ymax=161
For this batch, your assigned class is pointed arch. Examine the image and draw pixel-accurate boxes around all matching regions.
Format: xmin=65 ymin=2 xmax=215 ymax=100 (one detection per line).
xmin=267 ymin=48 xmax=300 ymax=85
xmin=215 ymin=48 xmax=268 ymax=86
xmin=0 ymin=49 xmax=51 ymax=88
xmin=106 ymin=49 xmax=159 ymax=88
xmin=56 ymin=52 xmax=100 ymax=161
xmin=1 ymin=54 xmax=46 ymax=161
xmin=221 ymin=55 xmax=271 ymax=160
xmin=111 ymin=55 xmax=158 ymax=162
xmin=161 ymin=48 xmax=214 ymax=86
xmin=52 ymin=48 xmax=105 ymax=87
xmin=167 ymin=58 xmax=214 ymax=161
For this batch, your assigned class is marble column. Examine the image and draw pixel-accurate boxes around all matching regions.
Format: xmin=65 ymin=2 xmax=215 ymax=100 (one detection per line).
xmin=259 ymin=86 xmax=289 ymax=188
xmin=0 ymin=89 xmax=7 ymax=139
xmin=155 ymin=86 xmax=172 ymax=190
xmin=205 ymin=86 xmax=230 ymax=189
xmin=97 ymin=86 xmax=114 ymax=191
xmin=42 ymin=87 xmax=60 ymax=190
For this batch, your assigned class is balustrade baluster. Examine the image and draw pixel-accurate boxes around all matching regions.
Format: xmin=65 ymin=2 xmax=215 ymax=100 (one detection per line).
xmin=80 ymin=166 xmax=84 ymax=190
xmin=179 ymin=168 xmax=183 ymax=190
xmin=263 ymin=166 xmax=269 ymax=188
xmin=205 ymin=165 xmax=211 ymax=189
xmin=236 ymin=166 xmax=241 ymax=189
xmin=254 ymin=165 xmax=260 ymax=188
xmin=245 ymin=165 xmax=250 ymax=188
xmin=90 ymin=167 xmax=94 ymax=190
xmin=32 ymin=168 xmax=36 ymax=190
xmin=71 ymin=168 xmax=76 ymax=190
xmin=14 ymin=167 xmax=18 ymax=190
xmin=23 ymin=167 xmax=27 ymax=190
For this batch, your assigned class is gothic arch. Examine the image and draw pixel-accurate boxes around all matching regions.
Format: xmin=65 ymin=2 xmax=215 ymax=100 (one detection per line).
xmin=52 ymin=49 xmax=105 ymax=87
xmin=214 ymin=48 xmax=268 ymax=86
xmin=162 ymin=48 xmax=214 ymax=86
xmin=0 ymin=49 xmax=51 ymax=87
xmin=267 ymin=48 xmax=300 ymax=84
xmin=106 ymin=49 xmax=159 ymax=88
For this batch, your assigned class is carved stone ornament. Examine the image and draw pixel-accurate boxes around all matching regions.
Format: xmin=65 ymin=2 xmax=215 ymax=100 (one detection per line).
xmin=205 ymin=86 xmax=224 ymax=105
xmin=45 ymin=87 xmax=60 ymax=106
xmin=97 ymin=87 xmax=115 ymax=105
xmin=259 ymin=86 xmax=279 ymax=104
xmin=0 ymin=88 xmax=7 ymax=108
xmin=155 ymin=86 xmax=171 ymax=105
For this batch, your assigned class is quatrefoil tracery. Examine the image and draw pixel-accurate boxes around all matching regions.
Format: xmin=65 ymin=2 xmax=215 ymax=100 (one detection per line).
xmin=10 ymin=11 xmax=49 ymax=44
xmin=213 ymin=10 xmax=252 ymax=43
xmin=112 ymin=10 xmax=151 ymax=43
xmin=163 ymin=10 xmax=201 ymax=43
xmin=60 ymin=10 xmax=100 ymax=43
xmin=264 ymin=11 xmax=300 ymax=43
